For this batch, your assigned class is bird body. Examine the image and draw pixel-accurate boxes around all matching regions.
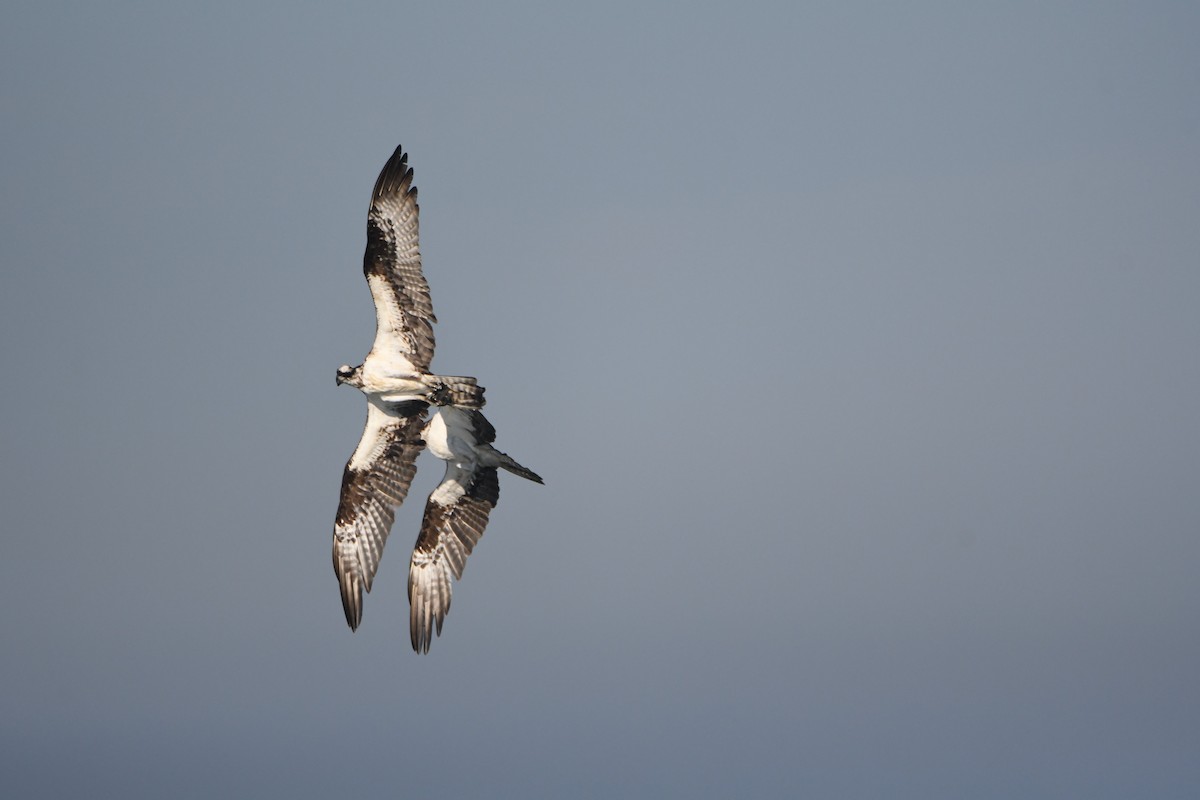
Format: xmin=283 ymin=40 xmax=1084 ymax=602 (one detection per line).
xmin=423 ymin=406 xmax=542 ymax=483
xmin=331 ymin=144 xmax=541 ymax=652
xmin=408 ymin=407 xmax=542 ymax=652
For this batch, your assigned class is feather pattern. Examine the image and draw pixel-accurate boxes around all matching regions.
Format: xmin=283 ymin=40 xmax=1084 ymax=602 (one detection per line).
xmin=331 ymin=145 xmax=542 ymax=650
xmin=333 ymin=399 xmax=429 ymax=629
xmin=363 ymin=145 xmax=436 ymax=373
xmin=408 ymin=467 xmax=500 ymax=653
xmin=405 ymin=407 xmax=542 ymax=652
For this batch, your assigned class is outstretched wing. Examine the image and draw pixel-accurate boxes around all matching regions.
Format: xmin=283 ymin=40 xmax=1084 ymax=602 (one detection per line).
xmin=407 ymin=465 xmax=500 ymax=653
xmin=363 ymin=145 xmax=436 ymax=373
xmin=333 ymin=398 xmax=429 ymax=629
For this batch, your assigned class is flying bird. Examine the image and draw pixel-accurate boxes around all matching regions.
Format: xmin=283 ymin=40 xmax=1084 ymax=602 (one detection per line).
xmin=333 ymin=144 xmax=542 ymax=652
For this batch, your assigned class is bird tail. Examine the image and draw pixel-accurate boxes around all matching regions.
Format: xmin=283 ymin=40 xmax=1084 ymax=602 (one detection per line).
xmin=425 ymin=375 xmax=486 ymax=409
xmin=492 ymin=450 xmax=544 ymax=484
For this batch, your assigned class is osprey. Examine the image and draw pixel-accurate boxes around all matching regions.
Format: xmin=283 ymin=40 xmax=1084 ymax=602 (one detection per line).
xmin=333 ymin=145 xmax=543 ymax=653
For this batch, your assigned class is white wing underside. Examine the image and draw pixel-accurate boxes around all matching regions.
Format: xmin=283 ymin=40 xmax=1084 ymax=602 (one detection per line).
xmin=333 ymin=146 xmax=540 ymax=649
xmin=333 ymin=398 xmax=428 ymax=629
xmin=408 ymin=461 xmax=499 ymax=653
xmin=365 ymin=273 xmax=425 ymax=376
xmin=363 ymin=147 xmax=436 ymax=373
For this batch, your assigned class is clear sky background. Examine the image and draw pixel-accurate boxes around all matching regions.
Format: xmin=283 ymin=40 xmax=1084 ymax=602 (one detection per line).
xmin=2 ymin=2 xmax=1198 ymax=797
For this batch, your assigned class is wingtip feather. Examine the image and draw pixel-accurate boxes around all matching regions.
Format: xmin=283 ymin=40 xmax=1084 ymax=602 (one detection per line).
xmin=372 ymin=144 xmax=415 ymax=202
xmin=339 ymin=576 xmax=363 ymax=631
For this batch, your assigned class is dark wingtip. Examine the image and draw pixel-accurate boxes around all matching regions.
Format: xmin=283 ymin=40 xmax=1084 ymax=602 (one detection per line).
xmin=341 ymin=587 xmax=363 ymax=631
xmin=371 ymin=143 xmax=415 ymax=202
xmin=335 ymin=558 xmax=364 ymax=631
xmin=409 ymin=579 xmax=444 ymax=654
xmin=410 ymin=615 xmax=433 ymax=654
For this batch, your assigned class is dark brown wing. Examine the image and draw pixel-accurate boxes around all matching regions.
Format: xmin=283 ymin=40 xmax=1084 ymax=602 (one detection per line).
xmin=363 ymin=145 xmax=436 ymax=372
xmin=333 ymin=398 xmax=429 ymax=629
xmin=407 ymin=466 xmax=500 ymax=653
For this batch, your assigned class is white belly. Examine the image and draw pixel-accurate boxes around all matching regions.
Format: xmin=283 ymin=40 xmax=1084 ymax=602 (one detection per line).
xmin=360 ymin=357 xmax=425 ymax=398
xmin=424 ymin=407 xmax=478 ymax=463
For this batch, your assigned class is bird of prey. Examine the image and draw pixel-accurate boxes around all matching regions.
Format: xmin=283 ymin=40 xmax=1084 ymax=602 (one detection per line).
xmin=332 ymin=144 xmax=542 ymax=652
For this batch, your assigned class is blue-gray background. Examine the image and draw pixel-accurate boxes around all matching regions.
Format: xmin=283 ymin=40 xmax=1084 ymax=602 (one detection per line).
xmin=2 ymin=2 xmax=1197 ymax=797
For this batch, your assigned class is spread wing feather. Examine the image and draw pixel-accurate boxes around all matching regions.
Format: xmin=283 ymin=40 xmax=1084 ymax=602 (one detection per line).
xmin=408 ymin=466 xmax=500 ymax=653
xmin=363 ymin=145 xmax=436 ymax=372
xmin=333 ymin=399 xmax=429 ymax=629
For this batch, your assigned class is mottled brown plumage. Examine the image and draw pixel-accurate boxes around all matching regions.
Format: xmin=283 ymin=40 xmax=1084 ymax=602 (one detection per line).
xmin=407 ymin=407 xmax=542 ymax=653
xmin=332 ymin=145 xmax=541 ymax=651
xmin=333 ymin=400 xmax=428 ymax=629
xmin=408 ymin=468 xmax=500 ymax=653
xmin=363 ymin=146 xmax=437 ymax=373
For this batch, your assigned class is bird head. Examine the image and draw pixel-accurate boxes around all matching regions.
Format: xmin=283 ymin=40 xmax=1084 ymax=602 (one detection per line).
xmin=335 ymin=364 xmax=362 ymax=388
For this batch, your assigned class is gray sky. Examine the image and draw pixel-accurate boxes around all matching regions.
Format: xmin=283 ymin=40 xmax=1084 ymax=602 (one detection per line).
xmin=2 ymin=2 xmax=1198 ymax=797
